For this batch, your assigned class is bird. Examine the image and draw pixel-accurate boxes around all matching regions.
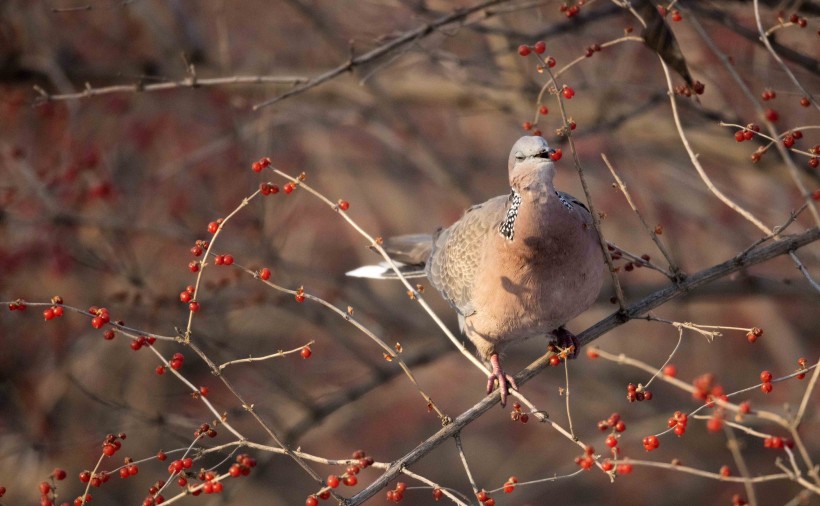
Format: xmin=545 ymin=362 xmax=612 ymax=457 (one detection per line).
xmin=348 ymin=136 xmax=604 ymax=406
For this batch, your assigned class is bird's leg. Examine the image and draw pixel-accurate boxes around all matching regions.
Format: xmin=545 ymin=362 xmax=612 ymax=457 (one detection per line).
xmin=487 ymin=353 xmax=518 ymax=407
xmin=550 ymin=326 xmax=580 ymax=359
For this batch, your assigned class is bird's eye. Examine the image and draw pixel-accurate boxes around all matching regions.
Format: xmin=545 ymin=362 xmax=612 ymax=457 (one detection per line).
xmin=514 ymin=152 xmax=525 ymax=161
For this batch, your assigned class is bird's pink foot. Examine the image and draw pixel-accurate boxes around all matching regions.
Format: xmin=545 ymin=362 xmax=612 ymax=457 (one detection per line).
xmin=550 ymin=327 xmax=580 ymax=359
xmin=487 ymin=353 xmax=518 ymax=407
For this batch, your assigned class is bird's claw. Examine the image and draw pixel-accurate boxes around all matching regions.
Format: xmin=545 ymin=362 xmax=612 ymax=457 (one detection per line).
xmin=550 ymin=327 xmax=580 ymax=359
xmin=488 ymin=353 xmax=518 ymax=407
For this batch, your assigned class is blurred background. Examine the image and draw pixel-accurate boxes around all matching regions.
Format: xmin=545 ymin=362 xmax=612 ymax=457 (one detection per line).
xmin=0 ymin=1 xmax=818 ymax=504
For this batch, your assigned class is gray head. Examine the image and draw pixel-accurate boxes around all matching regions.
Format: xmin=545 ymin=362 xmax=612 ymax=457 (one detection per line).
xmin=507 ymin=136 xmax=556 ymax=189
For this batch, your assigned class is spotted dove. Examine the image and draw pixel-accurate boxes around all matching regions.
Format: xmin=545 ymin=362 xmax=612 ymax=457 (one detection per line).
xmin=348 ymin=136 xmax=604 ymax=406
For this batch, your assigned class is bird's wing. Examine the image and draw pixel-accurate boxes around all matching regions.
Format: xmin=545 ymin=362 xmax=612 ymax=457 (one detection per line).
xmin=426 ymin=194 xmax=508 ymax=317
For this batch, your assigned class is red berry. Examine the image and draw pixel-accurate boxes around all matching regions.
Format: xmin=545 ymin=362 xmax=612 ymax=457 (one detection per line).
xmin=223 ymin=255 xmax=234 ymax=266
xmin=549 ymin=355 xmax=561 ymax=366
xmin=338 ymin=200 xmax=350 ymax=211
xmin=43 ymin=308 xmax=55 ymax=320
xmin=614 ymin=420 xmax=626 ymax=432
xmin=605 ymin=435 xmax=618 ymax=448
xmin=549 ymin=149 xmax=562 ymax=161
xmin=783 ymin=135 xmax=795 ymax=148
xmin=79 ymin=471 xmax=91 ymax=483
xmin=189 ymin=301 xmax=200 ymax=313
xmin=533 ymin=41 xmax=546 ymax=54
xmin=283 ymin=182 xmax=295 ymax=194
xmin=761 ymin=381 xmax=773 ymax=393
xmin=707 ymin=416 xmax=723 ymax=432
xmin=179 ymin=291 xmax=192 ymax=303
xmin=760 ymin=370 xmax=773 ymax=382
xmin=813 ymin=189 xmax=820 ymax=201
xmin=546 ymin=56 xmax=556 ymax=68
xmin=52 ymin=468 xmax=66 ymax=480
xmin=522 ymin=121 xmax=533 ymax=131
xmin=327 ymin=475 xmax=340 ymax=488
xmin=432 ymin=488 xmax=443 ymax=500
xmin=809 ymin=158 xmax=818 ymax=169
xmin=720 ymin=465 xmax=731 ymax=477
xmin=343 ymin=475 xmax=357 ymax=486
xmin=157 ymin=451 xmax=167 ymax=461
xmin=40 ymin=481 xmax=51 ymax=495
xmin=616 ymin=463 xmax=633 ymax=474
xmin=476 ymin=491 xmax=488 ymax=502
xmin=734 ymin=131 xmax=745 ymax=142
xmin=252 ymin=162 xmax=262 ymax=173
xmin=671 ymin=10 xmax=682 ymax=21
xmin=119 ymin=468 xmax=130 ymax=479
xmin=562 ymin=86 xmax=575 ymax=99
xmin=199 ymin=386 xmax=209 ymax=396
xmin=586 ymin=348 xmax=599 ymax=359
xmin=539 ymin=105 xmax=548 ymax=115
xmin=207 ymin=221 xmax=219 ymax=234
xmin=259 ymin=268 xmax=271 ymax=280
xmin=518 ymin=45 xmax=531 ymax=56
xmin=764 ymin=108 xmax=779 ymax=122
xmin=91 ymin=316 xmax=105 ymax=329
xmin=102 ymin=443 xmax=117 ymax=456
xmin=800 ymin=97 xmax=810 ymax=107
xmin=0 ymin=486 xmax=5 ymax=497
xmin=170 ymin=359 xmax=183 ymax=370
xmin=642 ymin=435 xmax=659 ymax=451
xmin=188 ymin=261 xmax=200 ymax=273
xmin=295 ymin=293 xmax=305 ymax=303
xmin=663 ymin=364 xmax=677 ymax=377
xmin=601 ymin=460 xmax=613 ymax=471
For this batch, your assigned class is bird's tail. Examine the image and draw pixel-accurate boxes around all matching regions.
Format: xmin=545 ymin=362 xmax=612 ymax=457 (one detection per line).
xmin=346 ymin=234 xmax=433 ymax=280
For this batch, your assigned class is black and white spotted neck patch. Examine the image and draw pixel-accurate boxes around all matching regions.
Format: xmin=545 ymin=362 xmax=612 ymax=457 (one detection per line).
xmin=556 ymin=191 xmax=574 ymax=211
xmin=499 ymin=190 xmax=521 ymax=240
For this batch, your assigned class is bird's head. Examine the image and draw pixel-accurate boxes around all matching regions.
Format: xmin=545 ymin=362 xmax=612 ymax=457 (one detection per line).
xmin=507 ymin=136 xmax=557 ymax=191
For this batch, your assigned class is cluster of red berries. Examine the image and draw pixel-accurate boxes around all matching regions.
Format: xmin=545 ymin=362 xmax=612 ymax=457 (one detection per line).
xmin=583 ymin=43 xmax=602 ymax=58
xmin=102 ymin=433 xmax=126 ymax=457
xmin=35 ymin=469 xmax=67 ymax=506
xmin=251 ymin=157 xmax=272 ymax=173
xmin=656 ymin=6 xmax=682 ymax=21
xmin=179 ymin=285 xmax=196 ymax=308
xmin=761 ymin=89 xmax=777 ymax=101
xmin=642 ymin=435 xmax=660 ymax=452
xmin=763 ymin=435 xmax=793 ymax=450
xmin=779 ymin=12 xmax=809 ymax=28
xmin=667 ymin=411 xmax=689 ymax=436
xmin=142 ymin=479 xmax=168 ymax=505
xmin=746 ymin=327 xmax=763 ymax=343
xmin=502 ymin=476 xmax=518 ymax=493
xmin=691 ymin=373 xmax=727 ymax=404
xmin=89 ymin=306 xmax=111 ymax=329
xmin=559 ymin=2 xmax=581 ymax=17
xmin=385 ymin=481 xmax=406 ymax=502
xmin=733 ymin=123 xmax=760 ymax=142
xmin=626 ymin=383 xmax=652 ymax=402
xmin=673 ymin=81 xmax=706 ymax=97
xmin=574 ymin=445 xmax=595 ymax=470
xmin=517 ymin=40 xmax=546 ymax=57
xmin=118 ymin=458 xmax=139 ymax=479
xmin=782 ymin=130 xmax=803 ymax=148
xmin=759 ymin=370 xmax=773 ymax=393
xmin=190 ymin=239 xmax=209 ymax=257
xmin=207 ymin=219 xmax=222 ymax=234
xmin=194 ymin=421 xmax=217 ymax=439
xmin=259 ymin=182 xmax=279 ymax=195
xmin=796 ymin=357 xmax=808 ymax=379
xmin=7 ymin=300 xmax=27 ymax=311
xmin=169 ymin=352 xmax=185 ymax=370
xmin=510 ymin=402 xmax=529 ymax=423
xmin=597 ymin=412 xmax=627 ymax=433
xmin=167 ymin=457 xmax=194 ymax=476
xmin=213 ymin=254 xmax=234 ymax=266
xmin=307 ymin=451 xmax=374 ymax=505
xmin=42 ymin=297 xmax=66 ymax=320
xmin=229 ymin=453 xmax=257 ymax=478
xmin=130 ymin=335 xmax=156 ymax=351
xmin=476 ymin=490 xmax=496 ymax=505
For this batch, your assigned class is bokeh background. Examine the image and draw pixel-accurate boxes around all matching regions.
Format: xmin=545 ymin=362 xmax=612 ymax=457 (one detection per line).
xmin=1 ymin=1 xmax=818 ymax=504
